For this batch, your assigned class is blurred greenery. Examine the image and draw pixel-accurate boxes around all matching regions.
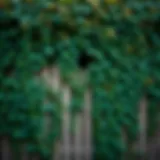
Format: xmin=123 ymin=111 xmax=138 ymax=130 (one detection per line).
xmin=0 ymin=0 xmax=160 ymax=159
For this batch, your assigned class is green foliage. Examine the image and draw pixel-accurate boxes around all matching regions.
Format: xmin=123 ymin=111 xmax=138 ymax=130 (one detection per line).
xmin=1 ymin=0 xmax=160 ymax=159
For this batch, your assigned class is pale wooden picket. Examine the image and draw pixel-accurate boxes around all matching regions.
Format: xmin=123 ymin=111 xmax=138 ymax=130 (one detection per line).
xmin=42 ymin=66 xmax=92 ymax=160
xmin=0 ymin=65 xmax=153 ymax=160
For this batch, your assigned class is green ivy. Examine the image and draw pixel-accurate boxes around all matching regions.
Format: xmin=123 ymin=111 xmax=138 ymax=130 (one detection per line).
xmin=0 ymin=0 xmax=160 ymax=159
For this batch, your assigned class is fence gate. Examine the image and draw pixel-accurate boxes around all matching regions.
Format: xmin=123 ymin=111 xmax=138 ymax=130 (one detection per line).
xmin=42 ymin=65 xmax=92 ymax=160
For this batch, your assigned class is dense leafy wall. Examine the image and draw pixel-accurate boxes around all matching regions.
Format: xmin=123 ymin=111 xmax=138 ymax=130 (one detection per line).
xmin=0 ymin=0 xmax=160 ymax=160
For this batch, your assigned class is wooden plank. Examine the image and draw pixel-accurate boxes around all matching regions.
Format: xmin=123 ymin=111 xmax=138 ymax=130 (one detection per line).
xmin=21 ymin=144 xmax=30 ymax=160
xmin=84 ymin=90 xmax=92 ymax=160
xmin=1 ymin=137 xmax=12 ymax=160
xmin=51 ymin=66 xmax=61 ymax=92
xmin=62 ymin=84 xmax=71 ymax=160
xmin=74 ymin=114 xmax=82 ymax=160
xmin=41 ymin=66 xmax=61 ymax=93
xmin=139 ymin=97 xmax=147 ymax=157
xmin=41 ymin=66 xmax=62 ymax=160
xmin=54 ymin=141 xmax=61 ymax=160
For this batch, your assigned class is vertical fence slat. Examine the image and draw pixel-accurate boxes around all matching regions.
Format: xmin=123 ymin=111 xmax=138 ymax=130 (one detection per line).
xmin=41 ymin=66 xmax=61 ymax=92
xmin=42 ymin=66 xmax=62 ymax=160
xmin=51 ymin=66 xmax=61 ymax=92
xmin=84 ymin=90 xmax=92 ymax=160
xmin=139 ymin=97 xmax=147 ymax=157
xmin=74 ymin=114 xmax=82 ymax=160
xmin=62 ymin=84 xmax=71 ymax=160
xmin=1 ymin=137 xmax=12 ymax=160
xmin=21 ymin=144 xmax=30 ymax=160
xmin=54 ymin=141 xmax=61 ymax=160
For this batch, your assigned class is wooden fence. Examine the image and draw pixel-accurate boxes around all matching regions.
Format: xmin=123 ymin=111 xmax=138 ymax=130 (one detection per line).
xmin=0 ymin=65 xmax=160 ymax=160
xmin=0 ymin=65 xmax=92 ymax=160
xmin=42 ymin=66 xmax=92 ymax=160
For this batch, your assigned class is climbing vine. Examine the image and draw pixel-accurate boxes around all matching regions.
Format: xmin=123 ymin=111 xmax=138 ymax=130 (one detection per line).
xmin=0 ymin=0 xmax=160 ymax=160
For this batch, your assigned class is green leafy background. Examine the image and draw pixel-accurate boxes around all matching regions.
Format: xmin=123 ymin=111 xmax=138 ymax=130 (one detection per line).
xmin=0 ymin=0 xmax=160 ymax=159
